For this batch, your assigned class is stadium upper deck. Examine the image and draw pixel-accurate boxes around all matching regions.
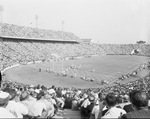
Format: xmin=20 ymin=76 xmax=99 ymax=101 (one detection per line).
xmin=1 ymin=23 xmax=80 ymax=42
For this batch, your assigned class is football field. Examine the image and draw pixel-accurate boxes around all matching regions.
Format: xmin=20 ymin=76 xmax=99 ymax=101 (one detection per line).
xmin=4 ymin=55 xmax=150 ymax=88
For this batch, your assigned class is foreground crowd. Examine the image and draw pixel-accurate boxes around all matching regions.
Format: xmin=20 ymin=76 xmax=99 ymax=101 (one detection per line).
xmin=0 ymin=68 xmax=150 ymax=118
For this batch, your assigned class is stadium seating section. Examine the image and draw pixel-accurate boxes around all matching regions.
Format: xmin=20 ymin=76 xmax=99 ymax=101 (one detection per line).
xmin=0 ymin=23 xmax=150 ymax=70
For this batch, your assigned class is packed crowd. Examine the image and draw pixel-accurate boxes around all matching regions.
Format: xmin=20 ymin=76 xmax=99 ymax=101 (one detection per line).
xmin=119 ymin=61 xmax=150 ymax=81
xmin=0 ymin=23 xmax=150 ymax=71
xmin=1 ymin=39 xmax=150 ymax=70
xmin=0 ymin=24 xmax=149 ymax=69
xmin=2 ymin=23 xmax=80 ymax=41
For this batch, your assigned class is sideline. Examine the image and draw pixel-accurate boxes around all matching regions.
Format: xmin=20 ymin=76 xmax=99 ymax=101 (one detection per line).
xmin=1 ymin=60 xmax=42 ymax=74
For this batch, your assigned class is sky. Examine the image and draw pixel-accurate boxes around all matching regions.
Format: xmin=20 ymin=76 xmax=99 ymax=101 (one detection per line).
xmin=0 ymin=0 xmax=150 ymax=44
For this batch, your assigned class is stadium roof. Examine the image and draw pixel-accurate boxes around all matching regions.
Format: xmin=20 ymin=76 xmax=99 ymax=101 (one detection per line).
xmin=1 ymin=35 xmax=79 ymax=43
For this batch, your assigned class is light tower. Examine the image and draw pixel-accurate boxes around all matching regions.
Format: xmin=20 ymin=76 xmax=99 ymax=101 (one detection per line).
xmin=61 ymin=20 xmax=64 ymax=72
xmin=0 ymin=5 xmax=4 ymax=70
xmin=62 ymin=20 xmax=64 ymax=32
xmin=35 ymin=15 xmax=38 ymax=28
xmin=0 ymin=5 xmax=4 ymax=36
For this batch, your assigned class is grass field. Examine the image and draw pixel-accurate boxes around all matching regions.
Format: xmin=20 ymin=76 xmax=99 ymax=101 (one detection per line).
xmin=4 ymin=55 xmax=150 ymax=88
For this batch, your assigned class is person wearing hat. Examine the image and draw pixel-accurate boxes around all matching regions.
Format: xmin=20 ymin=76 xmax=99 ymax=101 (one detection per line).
xmin=0 ymin=91 xmax=15 ymax=118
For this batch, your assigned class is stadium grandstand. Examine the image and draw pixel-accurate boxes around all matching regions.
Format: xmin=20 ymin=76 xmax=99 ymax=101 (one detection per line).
xmin=0 ymin=22 xmax=150 ymax=118
xmin=0 ymin=23 xmax=150 ymax=71
xmin=0 ymin=23 xmax=150 ymax=118
xmin=0 ymin=1 xmax=150 ymax=118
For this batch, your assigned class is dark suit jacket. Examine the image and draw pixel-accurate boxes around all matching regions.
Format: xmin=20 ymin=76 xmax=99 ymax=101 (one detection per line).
xmin=123 ymin=104 xmax=134 ymax=113
xmin=121 ymin=108 xmax=150 ymax=119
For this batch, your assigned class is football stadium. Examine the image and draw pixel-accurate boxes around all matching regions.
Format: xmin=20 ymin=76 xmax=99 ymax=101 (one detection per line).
xmin=0 ymin=0 xmax=150 ymax=119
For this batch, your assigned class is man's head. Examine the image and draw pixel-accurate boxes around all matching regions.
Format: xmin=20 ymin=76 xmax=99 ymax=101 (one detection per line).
xmin=129 ymin=90 xmax=137 ymax=102
xmin=117 ymin=95 xmax=123 ymax=104
xmin=123 ymin=94 xmax=129 ymax=103
xmin=99 ymin=93 xmax=106 ymax=102
xmin=105 ymin=93 xmax=117 ymax=107
xmin=130 ymin=90 xmax=148 ymax=110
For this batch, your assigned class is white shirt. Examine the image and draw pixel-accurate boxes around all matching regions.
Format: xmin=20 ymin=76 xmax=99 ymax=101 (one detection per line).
xmin=48 ymin=89 xmax=55 ymax=94
xmin=32 ymin=100 xmax=47 ymax=117
xmin=6 ymin=100 xmax=29 ymax=118
xmin=81 ymin=98 xmax=91 ymax=108
xmin=21 ymin=97 xmax=36 ymax=115
xmin=91 ymin=105 xmax=99 ymax=119
xmin=148 ymin=100 xmax=150 ymax=106
xmin=102 ymin=106 xmax=126 ymax=119
xmin=0 ymin=107 xmax=16 ymax=118
xmin=51 ymin=98 xmax=57 ymax=105
xmin=61 ymin=90 xmax=66 ymax=95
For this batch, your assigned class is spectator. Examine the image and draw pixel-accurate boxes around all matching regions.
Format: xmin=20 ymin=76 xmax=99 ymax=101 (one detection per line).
xmin=98 ymin=93 xmax=106 ymax=118
xmin=44 ymin=92 xmax=55 ymax=117
xmin=32 ymin=91 xmax=47 ymax=118
xmin=86 ymin=96 xmax=95 ymax=118
xmin=123 ymin=91 xmax=135 ymax=113
xmin=20 ymin=91 xmax=35 ymax=117
xmin=90 ymin=94 xmax=100 ymax=119
xmin=101 ymin=93 xmax=126 ymax=119
xmin=121 ymin=90 xmax=150 ymax=119
xmin=5 ymin=88 xmax=29 ymax=118
xmin=0 ymin=91 xmax=15 ymax=118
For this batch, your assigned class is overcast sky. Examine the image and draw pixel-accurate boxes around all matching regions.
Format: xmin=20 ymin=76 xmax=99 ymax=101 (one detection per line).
xmin=0 ymin=0 xmax=150 ymax=44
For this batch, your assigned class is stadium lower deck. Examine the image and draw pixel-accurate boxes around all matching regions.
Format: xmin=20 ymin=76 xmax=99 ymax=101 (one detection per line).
xmin=4 ymin=55 xmax=150 ymax=89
